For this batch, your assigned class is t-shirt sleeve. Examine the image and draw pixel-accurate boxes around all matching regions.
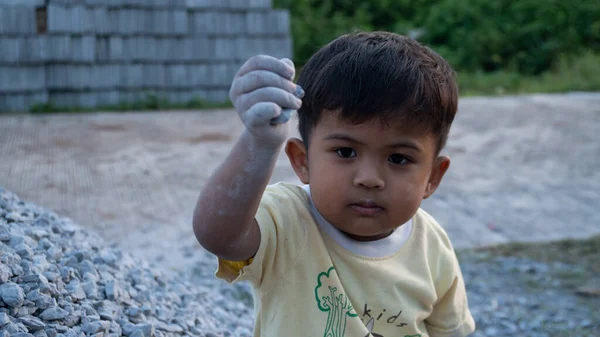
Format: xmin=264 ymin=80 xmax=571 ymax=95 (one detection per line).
xmin=425 ymin=261 xmax=475 ymax=337
xmin=422 ymin=212 xmax=476 ymax=337
xmin=214 ymin=183 xmax=307 ymax=290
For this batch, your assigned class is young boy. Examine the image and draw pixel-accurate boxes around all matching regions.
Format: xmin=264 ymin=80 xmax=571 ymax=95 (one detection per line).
xmin=193 ymin=31 xmax=475 ymax=337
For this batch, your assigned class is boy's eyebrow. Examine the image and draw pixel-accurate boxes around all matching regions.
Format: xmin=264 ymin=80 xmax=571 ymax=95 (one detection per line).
xmin=323 ymin=133 xmax=422 ymax=151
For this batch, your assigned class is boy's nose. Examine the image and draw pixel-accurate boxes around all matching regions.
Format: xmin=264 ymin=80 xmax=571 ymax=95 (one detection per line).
xmin=353 ymin=164 xmax=385 ymax=190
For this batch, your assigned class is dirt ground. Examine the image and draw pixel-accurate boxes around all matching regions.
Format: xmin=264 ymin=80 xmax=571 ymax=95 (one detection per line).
xmin=0 ymin=92 xmax=599 ymax=274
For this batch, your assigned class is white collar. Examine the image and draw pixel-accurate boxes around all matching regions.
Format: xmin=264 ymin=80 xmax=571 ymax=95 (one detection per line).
xmin=301 ymin=185 xmax=412 ymax=258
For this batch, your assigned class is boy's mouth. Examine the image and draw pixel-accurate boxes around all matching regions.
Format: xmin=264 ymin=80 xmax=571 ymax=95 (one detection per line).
xmin=350 ymin=199 xmax=384 ymax=216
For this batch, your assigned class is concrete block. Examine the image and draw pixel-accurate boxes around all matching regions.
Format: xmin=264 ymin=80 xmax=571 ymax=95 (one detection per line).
xmin=228 ymin=0 xmax=250 ymax=10
xmin=0 ymin=0 xmax=44 ymax=5
xmin=165 ymin=64 xmax=189 ymax=88
xmin=23 ymin=37 xmax=48 ymax=63
xmin=247 ymin=0 xmax=272 ymax=9
xmin=84 ymin=0 xmax=109 ymax=7
xmin=0 ymin=6 xmax=37 ymax=34
xmin=208 ymin=63 xmax=230 ymax=87
xmin=71 ymin=36 xmax=96 ymax=63
xmin=190 ymin=11 xmax=217 ymax=34
xmin=95 ymin=37 xmax=109 ymax=61
xmin=126 ymin=37 xmax=157 ymax=62
xmin=0 ymin=91 xmax=48 ymax=114
xmin=0 ymin=66 xmax=45 ymax=93
xmin=187 ymin=64 xmax=209 ymax=86
xmin=92 ymin=65 xmax=120 ymax=89
xmin=227 ymin=12 xmax=246 ymax=34
xmin=245 ymin=11 xmax=265 ymax=35
xmin=108 ymin=36 xmax=124 ymax=61
xmin=266 ymin=10 xmax=290 ymax=35
xmin=90 ymin=7 xmax=110 ymax=34
xmin=214 ymin=38 xmax=235 ymax=61
xmin=45 ymin=64 xmax=66 ymax=89
xmin=104 ymin=0 xmax=123 ymax=8
xmin=95 ymin=90 xmax=121 ymax=107
xmin=47 ymin=4 xmax=68 ymax=33
xmin=69 ymin=65 xmax=93 ymax=89
xmin=162 ymin=90 xmax=191 ymax=104
xmin=0 ymin=38 xmax=20 ymax=64
xmin=234 ymin=37 xmax=265 ymax=60
xmin=168 ymin=10 xmax=188 ymax=35
xmin=165 ymin=38 xmax=185 ymax=61
xmin=120 ymin=64 xmax=144 ymax=89
xmin=183 ymin=37 xmax=212 ymax=61
xmin=0 ymin=38 xmax=45 ymax=64
xmin=45 ymin=35 xmax=71 ymax=61
xmin=48 ymin=0 xmax=77 ymax=5
xmin=71 ymin=5 xmax=88 ymax=33
xmin=150 ymin=10 xmax=168 ymax=34
xmin=206 ymin=89 xmax=228 ymax=103
xmin=46 ymin=65 xmax=90 ymax=90
xmin=49 ymin=92 xmax=100 ymax=109
xmin=142 ymin=64 xmax=165 ymax=88
xmin=112 ymin=9 xmax=148 ymax=34
xmin=266 ymin=37 xmax=292 ymax=59
xmin=185 ymin=0 xmax=215 ymax=10
xmin=168 ymin=0 xmax=187 ymax=9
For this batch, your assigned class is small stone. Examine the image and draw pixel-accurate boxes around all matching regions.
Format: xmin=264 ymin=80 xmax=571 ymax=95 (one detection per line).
xmin=126 ymin=306 xmax=141 ymax=318
xmin=11 ymin=333 xmax=35 ymax=337
xmin=23 ymin=273 xmax=49 ymax=286
xmin=104 ymin=281 xmax=122 ymax=301
xmin=82 ymin=281 xmax=98 ymax=300
xmin=33 ymin=330 xmax=48 ymax=337
xmin=96 ymin=301 xmax=119 ymax=321
xmin=42 ymin=272 xmax=59 ymax=282
xmin=0 ymin=227 xmax=10 ymax=241
xmin=134 ymin=324 xmax=154 ymax=337
xmin=43 ymin=328 xmax=57 ymax=337
xmin=18 ymin=316 xmax=46 ymax=331
xmin=0 ymin=283 xmax=25 ymax=307
xmin=0 ymin=264 xmax=12 ymax=283
xmin=65 ymin=281 xmax=86 ymax=300
xmin=81 ymin=321 xmax=111 ymax=334
xmin=40 ymin=307 xmax=69 ymax=321
xmin=130 ymin=330 xmax=144 ymax=337
xmin=0 ymin=312 xmax=10 ymax=326
xmin=14 ymin=243 xmax=33 ymax=259
xmin=63 ymin=315 xmax=80 ymax=328
xmin=121 ymin=322 xmax=135 ymax=336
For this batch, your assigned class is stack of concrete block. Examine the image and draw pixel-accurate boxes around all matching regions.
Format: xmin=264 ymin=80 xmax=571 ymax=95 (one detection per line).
xmin=0 ymin=0 xmax=292 ymax=113
xmin=0 ymin=1 xmax=48 ymax=112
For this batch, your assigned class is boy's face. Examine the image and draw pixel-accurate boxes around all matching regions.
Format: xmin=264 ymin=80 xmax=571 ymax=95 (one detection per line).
xmin=286 ymin=112 xmax=450 ymax=241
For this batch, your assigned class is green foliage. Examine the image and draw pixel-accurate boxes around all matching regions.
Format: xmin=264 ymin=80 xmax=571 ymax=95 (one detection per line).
xmin=274 ymin=0 xmax=600 ymax=75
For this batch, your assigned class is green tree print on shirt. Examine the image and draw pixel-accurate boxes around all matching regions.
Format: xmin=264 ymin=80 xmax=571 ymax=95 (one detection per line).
xmin=315 ymin=266 xmax=357 ymax=337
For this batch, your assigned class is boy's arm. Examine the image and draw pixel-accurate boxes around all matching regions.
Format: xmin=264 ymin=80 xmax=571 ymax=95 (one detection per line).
xmin=192 ymin=55 xmax=301 ymax=262
xmin=192 ymin=130 xmax=280 ymax=261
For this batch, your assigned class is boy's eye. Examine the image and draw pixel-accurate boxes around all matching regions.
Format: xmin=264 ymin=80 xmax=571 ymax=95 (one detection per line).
xmin=335 ymin=147 xmax=357 ymax=158
xmin=389 ymin=154 xmax=409 ymax=165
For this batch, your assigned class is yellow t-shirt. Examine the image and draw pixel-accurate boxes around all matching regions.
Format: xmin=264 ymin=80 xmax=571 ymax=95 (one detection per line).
xmin=216 ymin=182 xmax=475 ymax=337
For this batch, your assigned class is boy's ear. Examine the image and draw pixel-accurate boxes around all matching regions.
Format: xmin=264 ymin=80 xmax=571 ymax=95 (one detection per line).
xmin=423 ymin=156 xmax=450 ymax=199
xmin=285 ymin=138 xmax=310 ymax=184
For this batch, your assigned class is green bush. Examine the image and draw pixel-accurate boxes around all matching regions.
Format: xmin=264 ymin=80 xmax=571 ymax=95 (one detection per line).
xmin=274 ymin=0 xmax=600 ymax=75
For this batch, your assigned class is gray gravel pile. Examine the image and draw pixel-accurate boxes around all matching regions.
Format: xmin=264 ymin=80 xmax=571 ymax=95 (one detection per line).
xmin=1 ymin=186 xmax=598 ymax=337
xmin=462 ymin=253 xmax=599 ymax=337
xmin=0 ymin=187 xmax=254 ymax=337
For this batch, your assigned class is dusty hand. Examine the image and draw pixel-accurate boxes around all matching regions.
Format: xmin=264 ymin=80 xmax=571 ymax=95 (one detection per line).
xmin=229 ymin=55 xmax=303 ymax=149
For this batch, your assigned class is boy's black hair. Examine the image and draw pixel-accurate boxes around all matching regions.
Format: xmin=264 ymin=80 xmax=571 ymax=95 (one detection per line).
xmin=296 ymin=31 xmax=458 ymax=154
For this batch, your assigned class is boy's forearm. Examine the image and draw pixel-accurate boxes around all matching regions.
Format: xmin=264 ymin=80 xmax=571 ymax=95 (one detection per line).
xmin=193 ymin=130 xmax=281 ymax=260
